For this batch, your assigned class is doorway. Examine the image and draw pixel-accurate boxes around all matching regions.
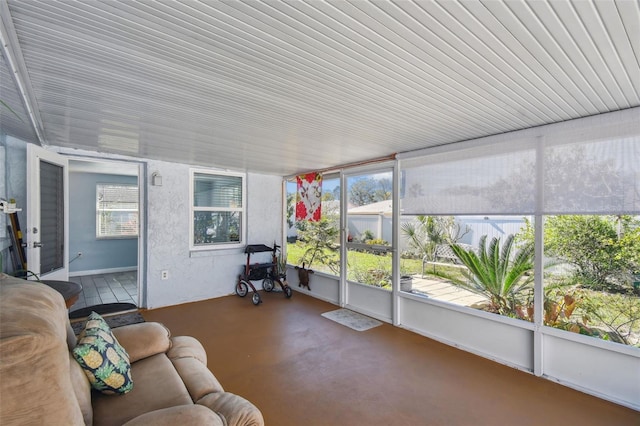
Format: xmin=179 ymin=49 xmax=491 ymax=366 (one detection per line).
xmin=343 ymin=167 xmax=395 ymax=322
xmin=66 ymin=158 xmax=143 ymax=316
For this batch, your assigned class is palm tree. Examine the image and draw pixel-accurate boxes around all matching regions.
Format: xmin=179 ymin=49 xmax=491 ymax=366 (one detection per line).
xmin=402 ymin=216 xmax=469 ymax=261
xmin=450 ymin=235 xmax=534 ymax=315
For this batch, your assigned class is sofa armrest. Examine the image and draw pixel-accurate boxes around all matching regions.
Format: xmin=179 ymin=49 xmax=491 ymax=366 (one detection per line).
xmin=111 ymin=322 xmax=171 ymax=363
xmin=198 ymin=393 xmax=264 ymax=426
xmin=167 ymin=335 xmax=207 ymax=364
xmin=122 ymin=404 xmax=225 ymax=426
xmin=168 ymin=336 xmax=225 ymax=401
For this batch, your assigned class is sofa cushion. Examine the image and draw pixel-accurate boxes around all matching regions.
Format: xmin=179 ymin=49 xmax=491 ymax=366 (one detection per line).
xmin=112 ymin=322 xmax=172 ymax=363
xmin=73 ymin=312 xmax=133 ymax=395
xmin=92 ymin=353 xmax=194 ymax=426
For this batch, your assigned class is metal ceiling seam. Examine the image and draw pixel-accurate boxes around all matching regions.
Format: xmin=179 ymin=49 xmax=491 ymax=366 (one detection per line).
xmin=35 ymin=74 xmax=428 ymax=144
xmin=556 ymin=0 xmax=632 ymax=108
xmin=23 ymin=25 xmax=624 ymax=141
xmin=35 ymin=91 xmax=418 ymax=145
xmin=616 ymin=0 xmax=640 ymax=70
xmin=432 ymin=2 xmax=578 ymax=121
xmin=365 ymin=0 xmax=561 ymax=123
xmin=169 ymin=0 xmax=520 ymax=132
xmin=531 ymin=3 xmax=616 ymax=108
xmin=13 ymin=3 xmax=490 ymax=133
xmin=590 ymin=0 xmax=640 ymax=104
xmin=0 ymin=0 xmax=46 ymax=145
xmin=190 ymin=4 xmax=496 ymax=127
xmin=613 ymin=1 xmax=640 ymax=97
xmin=227 ymin=0 xmax=534 ymax=128
xmin=121 ymin=3 xmax=470 ymax=130
xmin=437 ymin=0 xmax=584 ymax=118
xmin=380 ymin=0 xmax=565 ymax=122
xmin=482 ymin=0 xmax=602 ymax=114
xmin=282 ymin=0 xmax=545 ymax=126
xmin=40 ymin=111 xmax=307 ymax=154
xmin=18 ymin=41 xmax=384 ymax=133
xmin=26 ymin=51 xmax=436 ymax=136
xmin=462 ymin=0 xmax=594 ymax=117
xmin=340 ymin=0 xmax=568 ymax=123
xmin=504 ymin=0 xmax=616 ymax=112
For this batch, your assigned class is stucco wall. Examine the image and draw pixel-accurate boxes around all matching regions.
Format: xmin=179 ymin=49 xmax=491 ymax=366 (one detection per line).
xmin=145 ymin=159 xmax=283 ymax=309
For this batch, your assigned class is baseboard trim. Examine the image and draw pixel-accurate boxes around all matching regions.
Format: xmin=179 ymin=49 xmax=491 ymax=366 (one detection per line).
xmin=69 ymin=266 xmax=137 ymax=277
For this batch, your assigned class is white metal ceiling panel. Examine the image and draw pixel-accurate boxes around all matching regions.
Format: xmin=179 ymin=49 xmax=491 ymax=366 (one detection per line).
xmin=2 ymin=0 xmax=639 ymax=176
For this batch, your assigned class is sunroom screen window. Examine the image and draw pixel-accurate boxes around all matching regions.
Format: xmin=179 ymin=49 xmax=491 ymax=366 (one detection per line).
xmin=399 ymin=111 xmax=639 ymax=343
xmin=543 ymin=138 xmax=639 ymax=214
xmin=401 ymin=140 xmax=536 ymax=215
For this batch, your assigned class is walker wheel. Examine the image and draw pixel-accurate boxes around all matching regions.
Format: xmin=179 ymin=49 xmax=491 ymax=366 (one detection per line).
xmin=284 ymin=286 xmax=292 ymax=298
xmin=236 ymin=281 xmax=248 ymax=297
xmin=262 ymin=278 xmax=274 ymax=292
xmin=252 ymin=292 xmax=261 ymax=305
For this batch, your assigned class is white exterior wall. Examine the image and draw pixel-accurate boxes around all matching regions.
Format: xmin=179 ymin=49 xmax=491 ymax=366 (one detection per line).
xmin=145 ymin=158 xmax=283 ymax=309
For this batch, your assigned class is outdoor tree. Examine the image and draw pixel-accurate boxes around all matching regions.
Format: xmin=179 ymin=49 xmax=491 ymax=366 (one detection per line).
xmin=295 ymin=218 xmax=340 ymax=274
xmin=401 ymin=216 xmax=469 ymax=261
xmin=458 ymin=145 xmax=636 ymax=213
xmin=450 ymin=235 xmax=535 ymax=315
xmin=544 ymin=215 xmax=640 ymax=291
xmin=349 ymin=177 xmax=391 ymax=206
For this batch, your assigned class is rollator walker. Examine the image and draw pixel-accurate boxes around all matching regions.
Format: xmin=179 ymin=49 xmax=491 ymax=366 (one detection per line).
xmin=236 ymin=243 xmax=292 ymax=305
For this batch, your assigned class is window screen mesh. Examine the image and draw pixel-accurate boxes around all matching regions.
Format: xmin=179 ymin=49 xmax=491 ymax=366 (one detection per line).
xmin=401 ymin=112 xmax=640 ymax=216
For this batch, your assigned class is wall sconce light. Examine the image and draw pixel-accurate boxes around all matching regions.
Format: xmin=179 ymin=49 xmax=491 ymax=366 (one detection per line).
xmin=151 ymin=172 xmax=162 ymax=186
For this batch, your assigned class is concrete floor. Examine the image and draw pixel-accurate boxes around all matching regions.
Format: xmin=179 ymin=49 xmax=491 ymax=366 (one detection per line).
xmin=143 ymin=291 xmax=639 ymax=426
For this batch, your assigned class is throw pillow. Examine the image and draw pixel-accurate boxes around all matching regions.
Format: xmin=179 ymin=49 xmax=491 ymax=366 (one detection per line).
xmin=72 ymin=312 xmax=133 ymax=395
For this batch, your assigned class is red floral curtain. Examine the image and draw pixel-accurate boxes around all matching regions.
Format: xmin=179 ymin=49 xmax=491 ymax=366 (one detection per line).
xmin=296 ymin=173 xmax=323 ymax=222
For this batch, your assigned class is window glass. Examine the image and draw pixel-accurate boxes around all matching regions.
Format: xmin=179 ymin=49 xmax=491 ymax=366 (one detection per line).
xmin=346 ymin=170 xmax=393 ymax=289
xmin=96 ymin=183 xmax=138 ymax=238
xmin=400 ymin=214 xmax=535 ymax=316
xmin=191 ymin=171 xmax=244 ymax=248
xmin=542 ymin=215 xmax=639 ymax=346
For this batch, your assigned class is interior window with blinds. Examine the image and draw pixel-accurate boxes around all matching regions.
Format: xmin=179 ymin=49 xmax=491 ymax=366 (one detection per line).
xmin=191 ymin=170 xmax=245 ymax=249
xmin=96 ymin=184 xmax=139 ymax=238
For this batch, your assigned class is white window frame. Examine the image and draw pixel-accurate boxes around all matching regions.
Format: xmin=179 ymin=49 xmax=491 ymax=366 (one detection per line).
xmin=96 ymin=183 xmax=139 ymax=239
xmin=189 ymin=168 xmax=246 ymax=251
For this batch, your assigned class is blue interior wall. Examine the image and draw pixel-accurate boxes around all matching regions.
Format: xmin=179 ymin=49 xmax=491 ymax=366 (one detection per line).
xmin=69 ymin=171 xmax=138 ymax=274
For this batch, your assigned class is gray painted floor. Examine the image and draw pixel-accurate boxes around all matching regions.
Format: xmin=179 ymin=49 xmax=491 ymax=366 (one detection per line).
xmin=68 ymin=271 xmax=138 ymax=313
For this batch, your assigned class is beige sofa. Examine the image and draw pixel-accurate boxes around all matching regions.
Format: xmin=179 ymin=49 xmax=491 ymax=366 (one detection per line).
xmin=0 ymin=274 xmax=264 ymax=426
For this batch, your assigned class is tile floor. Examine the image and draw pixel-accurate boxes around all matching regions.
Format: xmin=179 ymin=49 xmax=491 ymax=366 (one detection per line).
xmin=68 ymin=271 xmax=138 ymax=314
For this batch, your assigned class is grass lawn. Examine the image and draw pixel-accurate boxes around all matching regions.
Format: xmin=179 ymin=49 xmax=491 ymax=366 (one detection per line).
xmin=285 ymin=243 xmax=639 ymax=346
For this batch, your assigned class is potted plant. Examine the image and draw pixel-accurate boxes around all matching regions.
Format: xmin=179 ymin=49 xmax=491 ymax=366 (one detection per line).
xmin=399 ymin=261 xmax=414 ymax=292
xmin=400 ymin=275 xmax=413 ymax=292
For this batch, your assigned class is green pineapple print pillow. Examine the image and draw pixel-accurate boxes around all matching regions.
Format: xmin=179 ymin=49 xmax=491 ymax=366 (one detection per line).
xmin=72 ymin=311 xmax=133 ymax=395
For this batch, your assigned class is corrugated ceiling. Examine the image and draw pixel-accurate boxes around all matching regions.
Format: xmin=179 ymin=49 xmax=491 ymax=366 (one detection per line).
xmin=1 ymin=0 xmax=639 ymax=176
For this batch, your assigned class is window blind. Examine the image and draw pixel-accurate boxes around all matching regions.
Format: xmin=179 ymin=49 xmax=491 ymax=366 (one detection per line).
xmin=194 ymin=173 xmax=243 ymax=208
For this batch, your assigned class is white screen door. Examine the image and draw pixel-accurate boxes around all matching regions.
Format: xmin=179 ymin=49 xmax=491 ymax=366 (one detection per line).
xmin=27 ymin=144 xmax=69 ymax=280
